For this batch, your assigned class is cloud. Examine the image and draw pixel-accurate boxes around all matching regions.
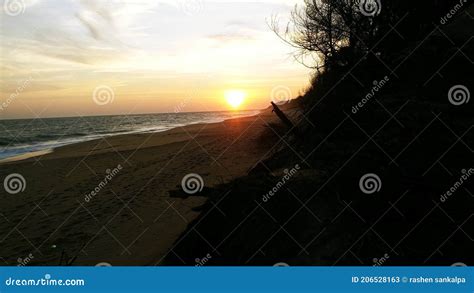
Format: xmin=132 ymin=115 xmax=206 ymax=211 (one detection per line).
xmin=207 ymin=32 xmax=256 ymax=43
xmin=0 ymin=0 xmax=311 ymax=119
xmin=76 ymin=0 xmax=115 ymax=41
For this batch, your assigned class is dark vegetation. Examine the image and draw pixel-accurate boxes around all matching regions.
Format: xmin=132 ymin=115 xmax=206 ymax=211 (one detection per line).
xmin=165 ymin=0 xmax=474 ymax=265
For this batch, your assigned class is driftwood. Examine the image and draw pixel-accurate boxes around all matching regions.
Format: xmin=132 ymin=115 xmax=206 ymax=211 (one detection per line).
xmin=271 ymin=102 xmax=295 ymax=130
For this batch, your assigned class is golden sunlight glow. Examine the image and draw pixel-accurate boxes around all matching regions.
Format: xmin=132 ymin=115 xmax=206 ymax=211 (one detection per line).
xmin=225 ymin=90 xmax=246 ymax=109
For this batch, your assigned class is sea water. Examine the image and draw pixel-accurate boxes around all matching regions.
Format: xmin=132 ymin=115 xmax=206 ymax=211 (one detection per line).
xmin=0 ymin=110 xmax=258 ymax=160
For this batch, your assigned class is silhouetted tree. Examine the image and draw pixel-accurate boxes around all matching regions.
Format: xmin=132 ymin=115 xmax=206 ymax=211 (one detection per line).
xmin=272 ymin=0 xmax=464 ymax=71
xmin=271 ymin=0 xmax=381 ymax=71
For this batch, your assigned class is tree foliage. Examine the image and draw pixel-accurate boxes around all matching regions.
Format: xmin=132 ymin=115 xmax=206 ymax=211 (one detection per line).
xmin=272 ymin=0 xmax=462 ymax=71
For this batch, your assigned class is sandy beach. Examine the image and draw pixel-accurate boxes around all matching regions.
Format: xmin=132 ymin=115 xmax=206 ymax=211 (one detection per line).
xmin=1 ymin=0 xmax=472 ymax=274
xmin=0 ymin=109 xmax=284 ymax=266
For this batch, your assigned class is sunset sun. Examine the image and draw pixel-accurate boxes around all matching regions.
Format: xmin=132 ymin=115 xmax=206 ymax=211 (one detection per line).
xmin=225 ymin=90 xmax=246 ymax=109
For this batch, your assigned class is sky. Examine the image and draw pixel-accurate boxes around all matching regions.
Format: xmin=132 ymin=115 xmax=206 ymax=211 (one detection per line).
xmin=0 ymin=0 xmax=311 ymax=119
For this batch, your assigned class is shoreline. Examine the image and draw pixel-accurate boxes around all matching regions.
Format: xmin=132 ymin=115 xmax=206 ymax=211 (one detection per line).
xmin=0 ymin=149 xmax=53 ymax=164
xmin=0 ymin=106 xmax=287 ymax=265
xmin=0 ymin=110 xmax=261 ymax=165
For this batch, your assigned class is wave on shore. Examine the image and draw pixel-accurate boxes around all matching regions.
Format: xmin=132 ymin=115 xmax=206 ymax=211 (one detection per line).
xmin=0 ymin=110 xmax=259 ymax=161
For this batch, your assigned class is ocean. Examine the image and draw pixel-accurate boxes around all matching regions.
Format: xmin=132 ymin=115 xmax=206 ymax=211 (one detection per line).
xmin=0 ymin=110 xmax=259 ymax=160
